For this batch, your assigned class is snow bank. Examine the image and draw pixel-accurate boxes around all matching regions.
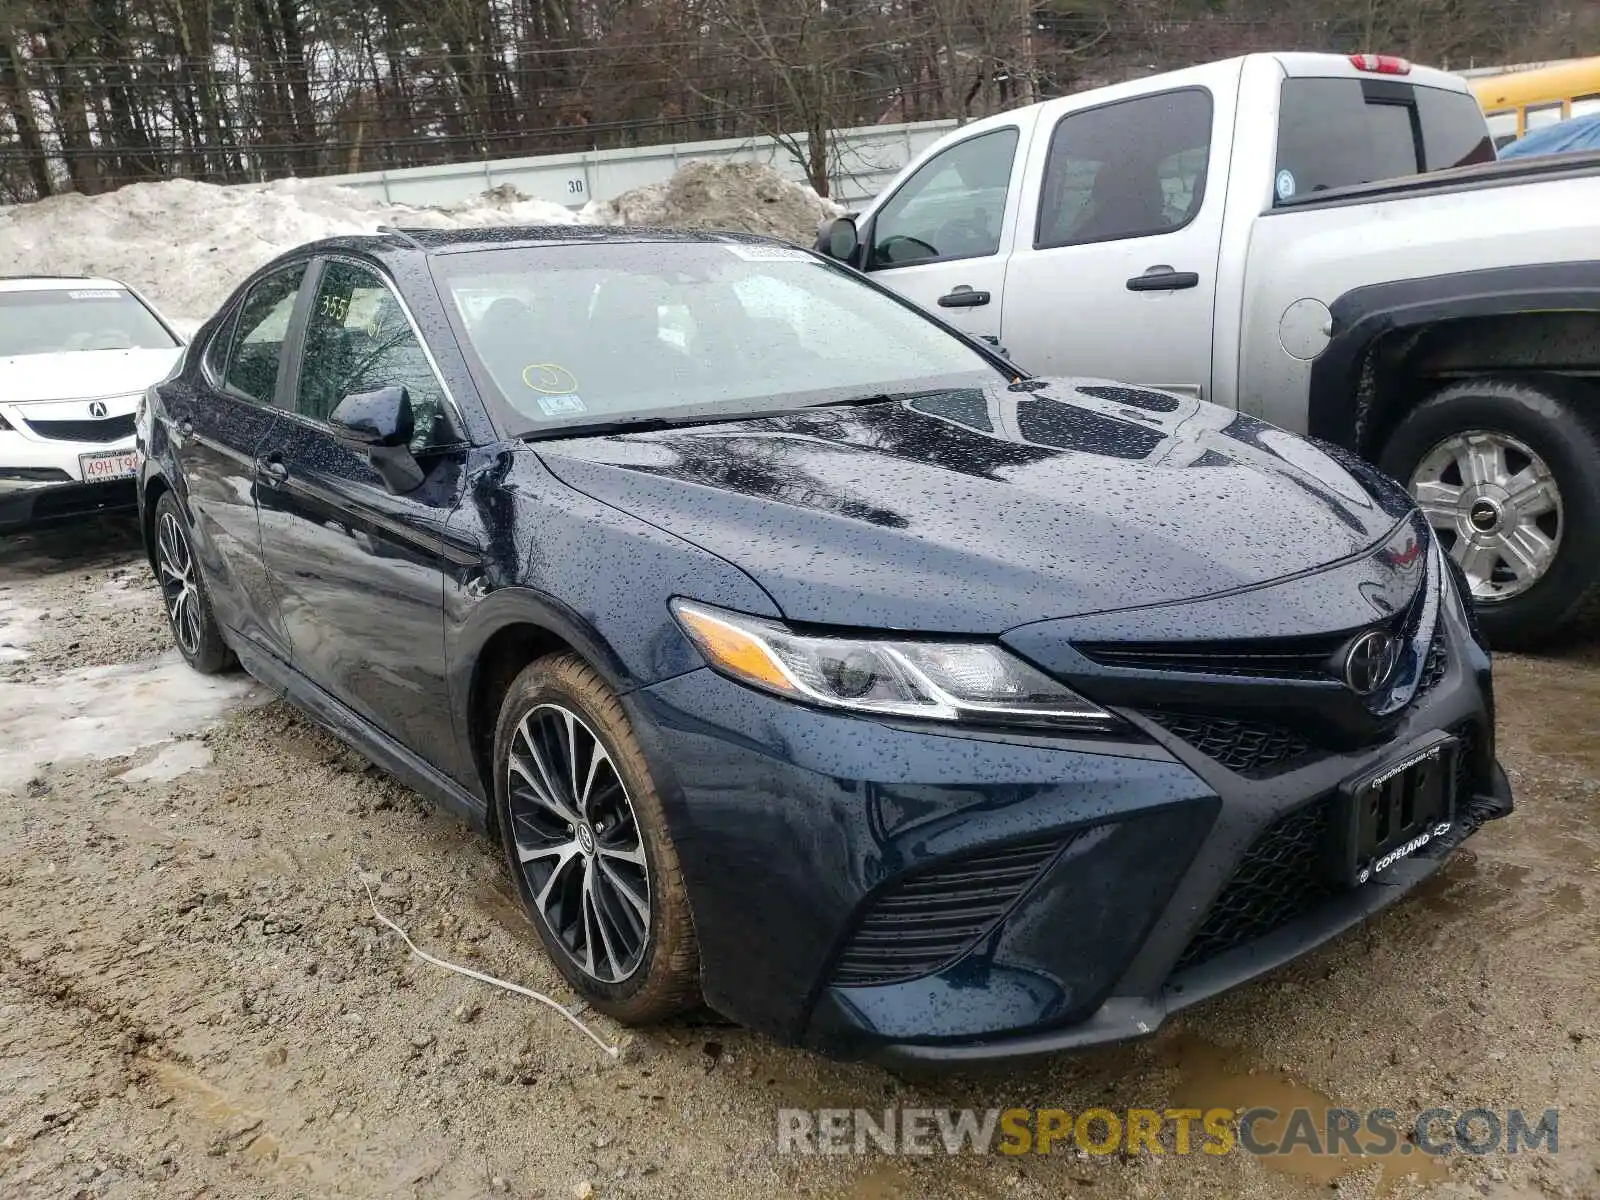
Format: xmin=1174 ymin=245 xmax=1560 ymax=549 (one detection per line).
xmin=582 ymin=160 xmax=842 ymax=244
xmin=0 ymin=163 xmax=840 ymax=329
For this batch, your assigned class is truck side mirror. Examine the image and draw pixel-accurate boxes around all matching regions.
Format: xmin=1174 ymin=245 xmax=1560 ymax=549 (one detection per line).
xmin=815 ymin=217 xmax=861 ymax=265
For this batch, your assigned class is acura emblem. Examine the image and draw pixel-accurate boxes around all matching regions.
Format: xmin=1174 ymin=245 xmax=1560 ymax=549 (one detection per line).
xmin=1343 ymin=630 xmax=1400 ymax=696
xmin=88 ymin=401 xmax=108 ymax=418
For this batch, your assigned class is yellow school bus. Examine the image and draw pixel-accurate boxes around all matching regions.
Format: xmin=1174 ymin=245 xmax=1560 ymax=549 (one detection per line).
xmin=1471 ymin=57 xmax=1600 ymax=147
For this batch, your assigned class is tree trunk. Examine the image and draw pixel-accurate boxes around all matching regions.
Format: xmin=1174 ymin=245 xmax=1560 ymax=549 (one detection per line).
xmin=0 ymin=39 xmax=53 ymax=199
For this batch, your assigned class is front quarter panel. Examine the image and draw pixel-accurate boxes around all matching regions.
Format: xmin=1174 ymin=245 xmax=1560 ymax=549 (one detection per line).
xmin=442 ymin=444 xmax=782 ymax=790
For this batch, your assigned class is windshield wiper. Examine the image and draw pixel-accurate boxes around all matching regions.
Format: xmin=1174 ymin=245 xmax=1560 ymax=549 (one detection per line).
xmin=523 ymin=389 xmax=943 ymax=440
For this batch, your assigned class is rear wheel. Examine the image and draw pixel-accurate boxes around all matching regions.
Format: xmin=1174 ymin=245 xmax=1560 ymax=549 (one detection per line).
xmin=152 ymin=491 xmax=235 ymax=674
xmin=1379 ymin=376 xmax=1600 ymax=649
xmin=492 ymin=653 xmax=700 ymax=1023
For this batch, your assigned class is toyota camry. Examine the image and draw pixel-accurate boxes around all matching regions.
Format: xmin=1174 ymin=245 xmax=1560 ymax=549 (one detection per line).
xmin=136 ymin=228 xmax=1511 ymax=1065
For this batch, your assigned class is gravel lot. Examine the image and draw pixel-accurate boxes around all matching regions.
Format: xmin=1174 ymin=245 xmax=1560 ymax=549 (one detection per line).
xmin=0 ymin=517 xmax=1595 ymax=1200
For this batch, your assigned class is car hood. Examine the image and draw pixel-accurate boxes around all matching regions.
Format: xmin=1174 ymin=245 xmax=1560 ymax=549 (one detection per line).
xmin=533 ymin=380 xmax=1417 ymax=633
xmin=0 ymin=347 xmax=182 ymax=405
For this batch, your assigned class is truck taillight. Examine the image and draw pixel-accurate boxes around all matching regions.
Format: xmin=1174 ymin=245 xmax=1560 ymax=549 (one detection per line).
xmin=1350 ymin=54 xmax=1412 ymax=75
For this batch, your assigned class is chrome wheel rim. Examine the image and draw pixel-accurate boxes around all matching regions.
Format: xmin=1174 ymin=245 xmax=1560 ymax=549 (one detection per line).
xmin=1409 ymin=430 xmax=1562 ymax=603
xmin=506 ymin=703 xmax=650 ymax=984
xmin=156 ymin=510 xmax=203 ymax=657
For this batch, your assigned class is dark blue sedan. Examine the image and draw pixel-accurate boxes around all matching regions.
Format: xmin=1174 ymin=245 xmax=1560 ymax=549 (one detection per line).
xmin=136 ymin=227 xmax=1511 ymax=1065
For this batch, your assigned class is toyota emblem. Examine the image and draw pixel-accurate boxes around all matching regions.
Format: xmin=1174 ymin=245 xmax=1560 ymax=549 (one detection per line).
xmin=88 ymin=400 xmax=108 ymax=418
xmin=1343 ymin=630 xmax=1400 ymax=696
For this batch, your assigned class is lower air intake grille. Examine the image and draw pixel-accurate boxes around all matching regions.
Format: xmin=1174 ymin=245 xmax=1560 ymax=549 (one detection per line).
xmin=831 ymin=837 xmax=1066 ymax=987
xmin=1173 ymin=798 xmax=1338 ymax=973
xmin=1145 ymin=712 xmax=1315 ymax=777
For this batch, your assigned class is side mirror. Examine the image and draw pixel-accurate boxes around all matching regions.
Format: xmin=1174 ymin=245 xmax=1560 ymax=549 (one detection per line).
xmin=329 ymin=386 xmax=414 ymax=449
xmin=329 ymin=386 xmax=423 ymax=493
xmin=814 ymin=216 xmax=861 ymax=265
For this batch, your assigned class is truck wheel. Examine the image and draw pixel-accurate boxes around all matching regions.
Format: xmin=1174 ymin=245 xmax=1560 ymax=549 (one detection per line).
xmin=1378 ymin=376 xmax=1600 ymax=650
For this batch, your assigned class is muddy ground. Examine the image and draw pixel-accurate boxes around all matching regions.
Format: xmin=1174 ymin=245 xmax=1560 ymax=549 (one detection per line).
xmin=0 ymin=517 xmax=1595 ymax=1200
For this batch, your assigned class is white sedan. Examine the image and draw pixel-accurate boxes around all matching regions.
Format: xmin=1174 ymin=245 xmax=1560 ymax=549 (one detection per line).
xmin=0 ymin=276 xmax=183 ymax=532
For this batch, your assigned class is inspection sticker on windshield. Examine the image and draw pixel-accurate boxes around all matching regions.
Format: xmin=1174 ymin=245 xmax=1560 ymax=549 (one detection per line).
xmin=726 ymin=244 xmax=811 ymax=261
xmin=536 ymin=393 xmax=586 ymax=417
xmin=1275 ymin=169 xmax=1297 ymax=201
xmin=67 ymin=289 xmax=123 ymax=300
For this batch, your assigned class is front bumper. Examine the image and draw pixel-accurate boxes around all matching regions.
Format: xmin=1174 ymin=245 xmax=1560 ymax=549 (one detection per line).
xmin=627 ymin=574 xmax=1509 ymax=1065
xmin=0 ymin=418 xmax=139 ymax=532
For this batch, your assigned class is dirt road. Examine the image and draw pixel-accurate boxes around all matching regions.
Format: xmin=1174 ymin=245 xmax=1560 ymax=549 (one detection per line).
xmin=1 ymin=518 xmax=1595 ymax=1200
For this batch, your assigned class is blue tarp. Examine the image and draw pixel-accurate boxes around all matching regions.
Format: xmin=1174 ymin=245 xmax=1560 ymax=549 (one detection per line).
xmin=1499 ymin=114 xmax=1600 ymax=159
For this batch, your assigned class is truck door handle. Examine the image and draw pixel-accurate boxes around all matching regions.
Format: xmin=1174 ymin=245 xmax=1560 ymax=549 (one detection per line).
xmin=1127 ymin=267 xmax=1200 ymax=292
xmin=937 ymin=285 xmax=991 ymax=308
xmin=257 ymin=454 xmax=289 ymax=483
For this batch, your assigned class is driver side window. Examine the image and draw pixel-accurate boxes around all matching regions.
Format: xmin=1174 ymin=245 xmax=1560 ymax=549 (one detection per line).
xmin=870 ymin=127 xmax=1020 ymax=269
xmin=295 ymin=261 xmax=452 ymax=452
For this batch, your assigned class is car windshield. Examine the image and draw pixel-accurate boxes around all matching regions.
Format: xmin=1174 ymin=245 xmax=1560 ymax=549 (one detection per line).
xmin=430 ymin=240 xmax=1006 ymax=436
xmin=0 ymin=287 xmax=176 ymax=357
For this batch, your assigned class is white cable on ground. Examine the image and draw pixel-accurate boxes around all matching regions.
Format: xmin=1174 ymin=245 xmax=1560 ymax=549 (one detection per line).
xmin=360 ymin=876 xmax=620 ymax=1059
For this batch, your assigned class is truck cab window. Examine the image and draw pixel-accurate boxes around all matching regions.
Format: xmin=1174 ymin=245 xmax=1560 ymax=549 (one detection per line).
xmin=870 ymin=128 xmax=1019 ymax=268
xmin=1035 ymin=89 xmax=1213 ymax=249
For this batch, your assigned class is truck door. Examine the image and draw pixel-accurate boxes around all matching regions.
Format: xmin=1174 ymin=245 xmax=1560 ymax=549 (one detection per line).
xmin=854 ymin=121 xmax=1032 ymax=349
xmin=1000 ymin=71 xmax=1238 ymax=399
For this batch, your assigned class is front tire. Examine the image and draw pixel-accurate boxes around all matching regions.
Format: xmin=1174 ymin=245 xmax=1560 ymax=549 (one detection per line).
xmin=493 ymin=653 xmax=700 ymax=1024
xmin=1379 ymin=376 xmax=1600 ymax=650
xmin=152 ymin=491 xmax=235 ymax=674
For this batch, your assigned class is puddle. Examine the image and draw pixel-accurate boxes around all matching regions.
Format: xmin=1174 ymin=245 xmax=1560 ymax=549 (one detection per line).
xmin=1164 ymin=1034 xmax=1449 ymax=1192
xmin=0 ymin=652 xmax=260 ymax=790
xmin=120 ymin=739 xmax=214 ymax=783
xmin=145 ymin=1059 xmax=321 ymax=1175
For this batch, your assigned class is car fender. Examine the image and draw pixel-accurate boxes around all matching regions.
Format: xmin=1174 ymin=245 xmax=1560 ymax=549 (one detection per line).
xmin=1307 ymin=260 xmax=1600 ymax=449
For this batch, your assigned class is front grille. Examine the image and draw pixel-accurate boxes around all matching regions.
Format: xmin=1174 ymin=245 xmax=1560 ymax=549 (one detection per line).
xmin=1175 ymin=718 xmax=1493 ymax=975
xmin=1144 ymin=711 xmax=1316 ymax=777
xmin=1415 ymin=626 xmax=1449 ymax=695
xmin=23 ymin=414 xmax=135 ymax=443
xmin=1080 ymin=635 xmax=1343 ymax=680
xmin=831 ymin=837 xmax=1067 ymax=987
xmin=1173 ymin=798 xmax=1338 ymax=973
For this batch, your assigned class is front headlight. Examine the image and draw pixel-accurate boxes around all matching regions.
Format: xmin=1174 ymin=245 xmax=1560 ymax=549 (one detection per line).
xmin=671 ymin=600 xmax=1119 ymax=732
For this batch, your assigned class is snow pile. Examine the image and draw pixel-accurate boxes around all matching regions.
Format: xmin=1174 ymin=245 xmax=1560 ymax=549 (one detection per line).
xmin=0 ymin=162 xmax=839 ymax=330
xmin=583 ymin=160 xmax=842 ymax=245
xmin=0 ymin=176 xmax=579 ymax=329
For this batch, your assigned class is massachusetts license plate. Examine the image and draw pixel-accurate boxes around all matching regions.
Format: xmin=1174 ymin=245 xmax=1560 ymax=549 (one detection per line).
xmin=1335 ymin=733 xmax=1457 ymax=887
xmin=79 ymin=449 xmax=139 ymax=482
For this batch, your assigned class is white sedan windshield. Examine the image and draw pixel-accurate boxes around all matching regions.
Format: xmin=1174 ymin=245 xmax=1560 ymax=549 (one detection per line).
xmin=434 ymin=240 xmax=1004 ymax=433
xmin=0 ymin=288 xmax=176 ymax=357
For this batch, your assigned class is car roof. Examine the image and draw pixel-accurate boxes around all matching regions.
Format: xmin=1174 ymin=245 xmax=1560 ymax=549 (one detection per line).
xmin=0 ymin=275 xmax=130 ymax=293
xmin=298 ymin=224 xmax=792 ymax=261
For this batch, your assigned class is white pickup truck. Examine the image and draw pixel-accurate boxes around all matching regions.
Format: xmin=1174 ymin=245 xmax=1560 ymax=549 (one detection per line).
xmin=816 ymin=51 xmax=1600 ymax=648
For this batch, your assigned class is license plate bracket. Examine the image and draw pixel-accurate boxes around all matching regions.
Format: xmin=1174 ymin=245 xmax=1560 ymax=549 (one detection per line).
xmin=1331 ymin=732 xmax=1458 ymax=887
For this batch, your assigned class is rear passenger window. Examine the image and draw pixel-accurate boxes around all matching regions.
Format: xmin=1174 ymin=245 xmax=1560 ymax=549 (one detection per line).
xmin=1035 ymin=89 xmax=1213 ymax=248
xmin=223 ymin=265 xmax=307 ymax=404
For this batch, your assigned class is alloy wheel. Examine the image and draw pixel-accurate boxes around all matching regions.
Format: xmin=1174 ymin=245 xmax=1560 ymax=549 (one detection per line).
xmin=155 ymin=510 xmax=203 ymax=657
xmin=506 ymin=703 xmax=651 ymax=984
xmin=1408 ymin=430 xmax=1562 ymax=603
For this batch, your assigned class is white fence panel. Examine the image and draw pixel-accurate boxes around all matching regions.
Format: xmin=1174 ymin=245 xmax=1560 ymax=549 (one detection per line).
xmin=316 ymin=119 xmax=960 ymax=212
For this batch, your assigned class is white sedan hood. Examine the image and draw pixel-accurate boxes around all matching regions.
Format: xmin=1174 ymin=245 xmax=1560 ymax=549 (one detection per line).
xmin=0 ymin=348 xmax=182 ymax=405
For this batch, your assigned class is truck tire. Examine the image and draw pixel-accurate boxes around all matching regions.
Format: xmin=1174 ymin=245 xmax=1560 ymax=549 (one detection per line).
xmin=1378 ymin=376 xmax=1600 ymax=651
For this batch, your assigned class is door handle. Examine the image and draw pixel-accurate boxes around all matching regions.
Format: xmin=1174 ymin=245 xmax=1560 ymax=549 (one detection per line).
xmin=937 ymin=285 xmax=991 ymax=308
xmin=1127 ymin=267 xmax=1200 ymax=292
xmin=257 ymin=455 xmax=289 ymax=484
